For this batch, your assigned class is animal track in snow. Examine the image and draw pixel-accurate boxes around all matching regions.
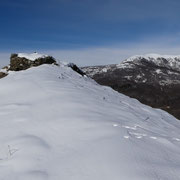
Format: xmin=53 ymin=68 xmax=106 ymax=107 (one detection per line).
xmin=118 ymin=124 xmax=178 ymax=144
xmin=129 ymin=132 xmax=147 ymax=137
xmin=136 ymin=136 xmax=142 ymax=139
xmin=122 ymin=125 xmax=137 ymax=130
xmin=123 ymin=129 xmax=159 ymax=141
xmin=150 ymin=136 xmax=157 ymax=140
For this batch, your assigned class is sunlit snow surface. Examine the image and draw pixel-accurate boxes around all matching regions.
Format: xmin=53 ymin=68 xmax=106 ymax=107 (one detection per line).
xmin=18 ymin=52 xmax=48 ymax=61
xmin=0 ymin=64 xmax=180 ymax=180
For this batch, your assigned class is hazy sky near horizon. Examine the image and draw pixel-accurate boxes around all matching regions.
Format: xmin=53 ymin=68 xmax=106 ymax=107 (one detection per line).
xmin=1 ymin=0 xmax=180 ymax=66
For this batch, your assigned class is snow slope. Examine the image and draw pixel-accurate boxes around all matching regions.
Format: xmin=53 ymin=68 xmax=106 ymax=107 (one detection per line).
xmin=0 ymin=64 xmax=180 ymax=180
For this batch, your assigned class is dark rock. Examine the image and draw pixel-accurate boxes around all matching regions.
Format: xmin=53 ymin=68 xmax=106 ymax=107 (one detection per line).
xmin=0 ymin=72 xmax=8 ymax=79
xmin=34 ymin=56 xmax=56 ymax=66
xmin=68 ymin=63 xmax=86 ymax=76
xmin=9 ymin=54 xmax=56 ymax=71
xmin=10 ymin=53 xmax=18 ymax=59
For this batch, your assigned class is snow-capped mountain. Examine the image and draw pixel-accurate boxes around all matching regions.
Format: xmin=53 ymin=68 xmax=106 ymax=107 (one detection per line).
xmin=0 ymin=53 xmax=180 ymax=180
xmin=82 ymin=54 xmax=180 ymax=120
xmin=122 ymin=54 xmax=180 ymax=72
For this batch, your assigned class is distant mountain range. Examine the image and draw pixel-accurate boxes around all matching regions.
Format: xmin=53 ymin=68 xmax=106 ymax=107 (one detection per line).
xmin=82 ymin=54 xmax=180 ymax=120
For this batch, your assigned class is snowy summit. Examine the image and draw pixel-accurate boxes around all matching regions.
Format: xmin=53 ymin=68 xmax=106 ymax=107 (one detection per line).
xmin=18 ymin=52 xmax=48 ymax=61
xmin=124 ymin=53 xmax=180 ymax=71
xmin=0 ymin=54 xmax=180 ymax=180
xmin=126 ymin=53 xmax=180 ymax=61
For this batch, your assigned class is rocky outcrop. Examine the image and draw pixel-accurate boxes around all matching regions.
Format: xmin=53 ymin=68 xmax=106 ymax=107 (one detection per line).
xmin=9 ymin=54 xmax=56 ymax=71
xmin=0 ymin=53 xmax=86 ymax=81
xmin=0 ymin=66 xmax=9 ymax=79
xmin=82 ymin=54 xmax=180 ymax=120
xmin=0 ymin=72 xmax=8 ymax=79
xmin=68 ymin=63 xmax=86 ymax=76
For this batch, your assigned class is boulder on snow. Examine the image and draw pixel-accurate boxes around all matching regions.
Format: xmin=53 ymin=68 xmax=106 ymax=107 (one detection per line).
xmin=0 ymin=72 xmax=7 ymax=79
xmin=9 ymin=53 xmax=56 ymax=71
xmin=0 ymin=66 xmax=9 ymax=79
xmin=68 ymin=63 xmax=86 ymax=76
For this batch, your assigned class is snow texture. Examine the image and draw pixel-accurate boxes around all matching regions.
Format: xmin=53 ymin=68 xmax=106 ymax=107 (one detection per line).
xmin=0 ymin=64 xmax=180 ymax=180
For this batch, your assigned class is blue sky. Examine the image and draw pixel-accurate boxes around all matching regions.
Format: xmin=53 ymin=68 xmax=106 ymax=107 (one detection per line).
xmin=1 ymin=0 xmax=180 ymax=66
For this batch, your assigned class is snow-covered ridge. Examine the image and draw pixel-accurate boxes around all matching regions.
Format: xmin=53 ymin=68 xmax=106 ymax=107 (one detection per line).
xmin=116 ymin=53 xmax=180 ymax=71
xmin=128 ymin=54 xmax=180 ymax=67
xmin=18 ymin=52 xmax=48 ymax=61
xmin=0 ymin=64 xmax=180 ymax=179
xmin=126 ymin=54 xmax=180 ymax=61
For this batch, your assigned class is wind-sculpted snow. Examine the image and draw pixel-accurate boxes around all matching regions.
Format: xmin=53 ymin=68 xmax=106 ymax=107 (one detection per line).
xmin=0 ymin=64 xmax=180 ymax=180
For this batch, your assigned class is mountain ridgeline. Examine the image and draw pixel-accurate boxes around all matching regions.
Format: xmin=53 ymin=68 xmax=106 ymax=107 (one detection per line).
xmin=82 ymin=54 xmax=180 ymax=120
xmin=0 ymin=53 xmax=180 ymax=179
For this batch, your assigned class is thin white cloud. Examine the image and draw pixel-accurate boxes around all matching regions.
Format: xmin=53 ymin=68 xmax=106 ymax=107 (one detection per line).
xmin=1 ymin=34 xmax=180 ymax=68
xmin=45 ymin=46 xmax=180 ymax=67
xmin=43 ymin=34 xmax=180 ymax=66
